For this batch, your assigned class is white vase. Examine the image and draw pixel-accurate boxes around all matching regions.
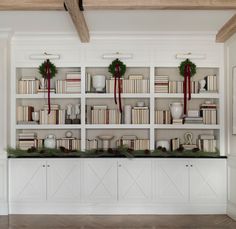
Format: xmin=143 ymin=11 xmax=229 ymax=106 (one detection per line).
xmin=169 ymin=102 xmax=183 ymax=119
xmin=44 ymin=134 xmax=56 ymax=149
xmin=92 ymin=75 xmax=106 ymax=92
xmin=124 ymin=105 xmax=132 ymax=124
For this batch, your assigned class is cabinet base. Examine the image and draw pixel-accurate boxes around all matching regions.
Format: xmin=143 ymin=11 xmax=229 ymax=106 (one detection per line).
xmin=0 ymin=202 xmax=8 ymax=215
xmin=9 ymin=203 xmax=226 ymax=215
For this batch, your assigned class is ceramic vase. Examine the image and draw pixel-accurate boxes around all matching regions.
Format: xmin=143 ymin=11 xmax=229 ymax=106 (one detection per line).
xmin=92 ymin=75 xmax=106 ymax=92
xmin=169 ymin=102 xmax=183 ymax=119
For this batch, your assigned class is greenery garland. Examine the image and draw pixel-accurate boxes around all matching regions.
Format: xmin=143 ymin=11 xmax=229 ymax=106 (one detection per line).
xmin=108 ymin=58 xmax=126 ymax=77
xmin=39 ymin=59 xmax=57 ymax=79
xmin=179 ymin=58 xmax=196 ymax=77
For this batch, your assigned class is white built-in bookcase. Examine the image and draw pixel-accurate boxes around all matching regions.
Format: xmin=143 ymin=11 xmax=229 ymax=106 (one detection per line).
xmin=12 ymin=65 xmax=223 ymax=154
xmin=10 ymin=36 xmax=225 ymax=155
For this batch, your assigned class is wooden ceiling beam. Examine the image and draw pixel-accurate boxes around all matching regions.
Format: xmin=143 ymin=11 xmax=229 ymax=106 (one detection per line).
xmin=64 ymin=0 xmax=90 ymax=43
xmin=0 ymin=0 xmax=236 ymax=11
xmin=216 ymin=14 xmax=236 ymax=42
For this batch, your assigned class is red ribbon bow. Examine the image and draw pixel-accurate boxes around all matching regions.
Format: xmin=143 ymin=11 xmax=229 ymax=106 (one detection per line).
xmin=183 ymin=64 xmax=191 ymax=115
xmin=46 ymin=59 xmax=51 ymax=114
xmin=114 ymin=63 xmax=122 ymax=113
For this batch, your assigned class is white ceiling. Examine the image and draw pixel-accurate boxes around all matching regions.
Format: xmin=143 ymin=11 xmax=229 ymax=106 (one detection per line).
xmin=0 ymin=10 xmax=235 ymax=34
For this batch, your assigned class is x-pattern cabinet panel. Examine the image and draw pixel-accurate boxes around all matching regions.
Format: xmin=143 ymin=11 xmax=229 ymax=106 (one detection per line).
xmin=83 ymin=159 xmax=118 ymax=202
xmin=0 ymin=160 xmax=7 ymax=203
xmin=118 ymin=159 xmax=152 ymax=202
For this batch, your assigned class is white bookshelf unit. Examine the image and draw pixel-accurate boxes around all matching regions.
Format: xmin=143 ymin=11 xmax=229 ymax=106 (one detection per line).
xmin=9 ymin=35 xmax=225 ymax=156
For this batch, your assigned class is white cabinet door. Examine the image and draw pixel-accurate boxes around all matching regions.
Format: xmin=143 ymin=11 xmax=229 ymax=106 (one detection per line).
xmin=118 ymin=159 xmax=152 ymax=202
xmin=0 ymin=160 xmax=7 ymax=202
xmin=189 ymin=159 xmax=227 ymax=203
xmin=9 ymin=159 xmax=46 ymax=202
xmin=46 ymin=159 xmax=81 ymax=202
xmin=155 ymin=159 xmax=189 ymax=203
xmin=83 ymin=159 xmax=117 ymax=202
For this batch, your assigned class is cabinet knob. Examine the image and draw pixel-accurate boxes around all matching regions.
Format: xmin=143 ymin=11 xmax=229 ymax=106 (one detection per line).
xmin=47 ymin=165 xmax=50 ymax=167
xmin=186 ymin=165 xmax=189 ymax=167
xmin=190 ymin=165 xmax=193 ymax=167
xmin=43 ymin=165 xmax=46 ymax=167
xmin=118 ymin=164 xmax=122 ymax=167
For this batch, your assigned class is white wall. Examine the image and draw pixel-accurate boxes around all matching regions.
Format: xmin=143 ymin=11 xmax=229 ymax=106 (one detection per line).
xmin=225 ymin=34 xmax=236 ymax=219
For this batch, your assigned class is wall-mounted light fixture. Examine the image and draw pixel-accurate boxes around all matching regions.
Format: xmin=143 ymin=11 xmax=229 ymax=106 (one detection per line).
xmin=102 ymin=52 xmax=133 ymax=59
xmin=176 ymin=52 xmax=206 ymax=60
xmin=29 ymin=52 xmax=60 ymax=60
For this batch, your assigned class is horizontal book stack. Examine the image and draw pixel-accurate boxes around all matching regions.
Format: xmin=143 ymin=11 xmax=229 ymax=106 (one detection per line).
xmin=171 ymin=138 xmax=180 ymax=151
xmin=131 ymin=107 xmax=149 ymax=124
xmin=90 ymin=105 xmax=121 ymax=124
xmin=17 ymin=132 xmax=37 ymax=150
xmin=204 ymin=75 xmax=217 ymax=92
xmin=40 ymin=104 xmax=66 ymax=125
xmin=197 ymin=134 xmax=217 ymax=152
xmin=18 ymin=77 xmax=39 ymax=94
xmin=184 ymin=117 xmax=203 ymax=124
xmin=172 ymin=119 xmax=183 ymax=125
xmin=86 ymin=139 xmax=98 ymax=150
xmin=56 ymin=72 xmax=81 ymax=94
xmin=56 ymin=138 xmax=81 ymax=151
xmin=155 ymin=110 xmax=171 ymax=124
xmin=155 ymin=75 xmax=169 ymax=93
xmin=117 ymin=137 xmax=150 ymax=150
xmin=106 ymin=78 xmax=149 ymax=93
xmin=168 ymin=81 xmax=199 ymax=94
xmin=17 ymin=106 xmax=34 ymax=124
xmin=200 ymin=102 xmax=217 ymax=124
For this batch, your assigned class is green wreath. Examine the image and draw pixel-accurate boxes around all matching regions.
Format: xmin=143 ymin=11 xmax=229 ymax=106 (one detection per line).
xmin=108 ymin=59 xmax=126 ymax=77
xmin=179 ymin=59 xmax=196 ymax=77
xmin=39 ymin=59 xmax=57 ymax=79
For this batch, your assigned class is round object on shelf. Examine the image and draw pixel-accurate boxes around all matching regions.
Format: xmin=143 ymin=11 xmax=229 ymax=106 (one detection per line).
xmin=65 ymin=131 xmax=73 ymax=138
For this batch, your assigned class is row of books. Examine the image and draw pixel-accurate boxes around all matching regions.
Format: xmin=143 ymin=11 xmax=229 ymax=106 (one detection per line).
xmin=117 ymin=138 xmax=150 ymax=150
xmin=131 ymin=107 xmax=150 ymax=124
xmin=197 ymin=134 xmax=217 ymax=152
xmin=86 ymin=139 xmax=98 ymax=150
xmin=155 ymin=110 xmax=171 ymax=124
xmin=56 ymin=138 xmax=81 ymax=151
xmin=90 ymin=105 xmax=122 ymax=124
xmin=171 ymin=138 xmax=180 ymax=151
xmin=204 ymin=75 xmax=217 ymax=92
xmin=56 ymin=72 xmax=81 ymax=94
xmin=17 ymin=106 xmax=34 ymax=123
xmin=18 ymin=78 xmax=40 ymax=94
xmin=168 ymin=81 xmax=199 ymax=94
xmin=155 ymin=75 xmax=218 ymax=93
xmin=200 ymin=102 xmax=217 ymax=124
xmin=106 ymin=78 xmax=150 ymax=93
xmin=17 ymin=132 xmax=37 ymax=150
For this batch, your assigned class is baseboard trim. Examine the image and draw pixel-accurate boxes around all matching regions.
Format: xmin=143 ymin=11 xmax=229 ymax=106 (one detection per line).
xmin=0 ymin=202 xmax=8 ymax=215
xmin=9 ymin=202 xmax=227 ymax=215
xmin=227 ymin=202 xmax=236 ymax=220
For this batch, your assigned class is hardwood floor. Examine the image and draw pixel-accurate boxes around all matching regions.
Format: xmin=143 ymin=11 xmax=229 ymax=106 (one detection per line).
xmin=0 ymin=215 xmax=236 ymax=229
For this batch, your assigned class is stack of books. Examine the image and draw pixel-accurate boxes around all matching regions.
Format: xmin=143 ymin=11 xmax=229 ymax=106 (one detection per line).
xmin=197 ymin=134 xmax=217 ymax=152
xmin=200 ymin=102 xmax=217 ymax=124
xmin=39 ymin=104 xmax=65 ymax=125
xmin=155 ymin=110 xmax=171 ymax=124
xmin=184 ymin=117 xmax=203 ymax=124
xmin=56 ymin=72 xmax=81 ymax=94
xmin=204 ymin=75 xmax=217 ymax=92
xmin=117 ymin=136 xmax=150 ymax=150
xmin=106 ymin=76 xmax=149 ymax=93
xmin=171 ymin=138 xmax=180 ymax=151
xmin=86 ymin=139 xmax=98 ymax=150
xmin=56 ymin=138 xmax=81 ymax=151
xmin=17 ymin=132 xmax=37 ymax=150
xmin=131 ymin=107 xmax=149 ymax=124
xmin=90 ymin=105 xmax=121 ymax=124
xmin=155 ymin=76 xmax=169 ymax=93
xmin=18 ymin=77 xmax=39 ymax=94
xmin=17 ymin=106 xmax=35 ymax=124
xmin=172 ymin=119 xmax=183 ymax=125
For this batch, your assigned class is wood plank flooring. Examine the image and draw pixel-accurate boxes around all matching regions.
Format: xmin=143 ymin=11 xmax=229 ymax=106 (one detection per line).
xmin=0 ymin=215 xmax=236 ymax=229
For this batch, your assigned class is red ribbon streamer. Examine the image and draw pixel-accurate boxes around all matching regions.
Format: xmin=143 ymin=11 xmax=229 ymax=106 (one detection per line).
xmin=114 ymin=63 xmax=122 ymax=113
xmin=184 ymin=64 xmax=191 ymax=115
xmin=46 ymin=59 xmax=51 ymax=114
